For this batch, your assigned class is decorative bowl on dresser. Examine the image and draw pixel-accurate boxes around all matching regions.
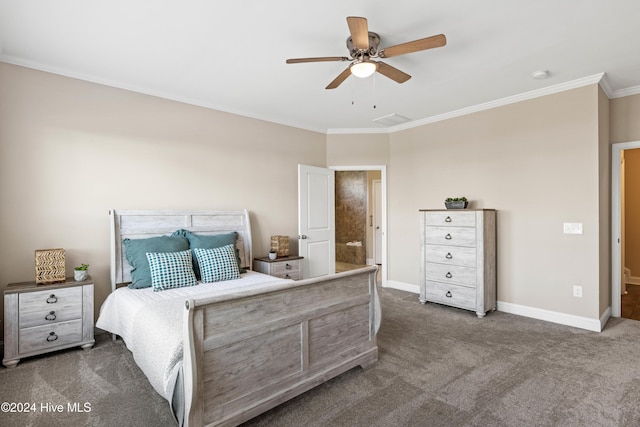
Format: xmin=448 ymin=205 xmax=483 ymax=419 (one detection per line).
xmin=253 ymin=255 xmax=304 ymax=280
xmin=3 ymin=277 xmax=95 ymax=368
xmin=419 ymin=209 xmax=497 ymax=318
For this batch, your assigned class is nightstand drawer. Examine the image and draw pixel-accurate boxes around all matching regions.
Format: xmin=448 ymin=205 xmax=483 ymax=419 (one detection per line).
xmin=19 ymin=287 xmax=83 ymax=328
xmin=425 ymin=245 xmax=476 ymax=267
xmin=270 ymin=271 xmax=302 ymax=280
xmin=425 ymin=226 xmax=477 ymax=247
xmin=253 ymin=256 xmax=304 ymax=280
xmin=270 ymin=260 xmax=302 ymax=275
xmin=19 ymin=319 xmax=83 ymax=354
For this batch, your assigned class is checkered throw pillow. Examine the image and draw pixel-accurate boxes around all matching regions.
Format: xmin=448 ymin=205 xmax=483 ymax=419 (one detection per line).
xmin=193 ymin=244 xmax=240 ymax=283
xmin=146 ymin=250 xmax=198 ymax=292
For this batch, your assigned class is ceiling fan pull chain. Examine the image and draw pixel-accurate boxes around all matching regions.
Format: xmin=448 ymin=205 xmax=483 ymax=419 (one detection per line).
xmin=373 ymin=73 xmax=377 ymax=109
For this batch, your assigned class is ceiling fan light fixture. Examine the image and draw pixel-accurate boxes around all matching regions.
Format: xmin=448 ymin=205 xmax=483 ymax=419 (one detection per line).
xmin=350 ymin=60 xmax=377 ymax=78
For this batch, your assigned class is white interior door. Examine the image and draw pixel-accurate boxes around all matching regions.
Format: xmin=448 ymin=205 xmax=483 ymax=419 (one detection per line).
xmin=298 ymin=164 xmax=335 ymax=279
xmin=373 ymin=179 xmax=382 ymax=265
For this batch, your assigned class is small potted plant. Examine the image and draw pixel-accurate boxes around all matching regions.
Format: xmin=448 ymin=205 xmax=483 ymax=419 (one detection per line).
xmin=445 ymin=197 xmax=468 ymax=209
xmin=268 ymin=249 xmax=277 ymax=260
xmin=74 ymin=263 xmax=89 ymax=281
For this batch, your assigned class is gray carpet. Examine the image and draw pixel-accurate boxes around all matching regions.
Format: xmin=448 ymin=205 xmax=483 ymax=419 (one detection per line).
xmin=2 ymin=288 xmax=640 ymax=427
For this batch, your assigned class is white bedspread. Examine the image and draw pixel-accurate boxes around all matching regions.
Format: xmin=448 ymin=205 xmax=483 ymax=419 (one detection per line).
xmin=96 ymin=272 xmax=289 ymax=404
xmin=96 ymin=269 xmax=381 ymax=424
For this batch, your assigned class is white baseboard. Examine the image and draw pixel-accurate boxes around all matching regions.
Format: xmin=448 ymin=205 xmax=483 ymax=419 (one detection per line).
xmin=497 ymin=301 xmax=604 ymax=332
xmin=383 ymin=280 xmax=419 ymax=294
xmin=381 ymin=280 xmax=604 ymax=332
xmin=628 ymin=276 xmax=640 ymax=286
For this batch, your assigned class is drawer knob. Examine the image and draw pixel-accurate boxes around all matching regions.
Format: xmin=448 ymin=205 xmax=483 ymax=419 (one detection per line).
xmin=445 ymin=216 xmax=452 ymax=222
xmin=285 ymin=274 xmax=291 ymax=279
xmin=446 ymin=291 xmax=452 ymax=298
xmin=46 ymin=294 xmax=58 ymax=304
xmin=445 ymin=233 xmax=452 ymax=240
xmin=45 ymin=311 xmax=57 ymax=321
xmin=285 ymin=263 xmax=291 ymax=270
xmin=46 ymin=332 xmax=58 ymax=342
xmin=445 ymin=272 xmax=453 ymax=279
xmin=445 ymin=252 xmax=453 ymax=259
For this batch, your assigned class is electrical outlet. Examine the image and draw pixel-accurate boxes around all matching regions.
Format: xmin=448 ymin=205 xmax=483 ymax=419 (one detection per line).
xmin=573 ymin=285 xmax=583 ymax=298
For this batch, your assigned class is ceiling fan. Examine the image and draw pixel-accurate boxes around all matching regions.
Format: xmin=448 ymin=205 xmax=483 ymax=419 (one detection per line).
xmin=286 ymin=16 xmax=446 ymax=89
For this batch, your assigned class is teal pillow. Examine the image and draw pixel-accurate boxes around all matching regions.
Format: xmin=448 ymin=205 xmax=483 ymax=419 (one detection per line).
xmin=193 ymin=245 xmax=240 ymax=283
xmin=124 ymin=235 xmax=189 ymax=289
xmin=173 ymin=230 xmax=245 ymax=276
xmin=147 ymin=250 xmax=198 ymax=292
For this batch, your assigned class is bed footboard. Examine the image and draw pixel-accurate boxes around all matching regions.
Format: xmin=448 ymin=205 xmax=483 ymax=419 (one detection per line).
xmin=182 ymin=266 xmax=379 ymax=427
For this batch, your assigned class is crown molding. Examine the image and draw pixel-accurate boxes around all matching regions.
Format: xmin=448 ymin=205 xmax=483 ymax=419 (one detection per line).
xmin=611 ymin=84 xmax=640 ymax=99
xmin=3 ymin=55 xmax=633 ymax=135
xmin=0 ymin=55 xmax=328 ymax=135
xmin=328 ymin=73 xmax=608 ymax=135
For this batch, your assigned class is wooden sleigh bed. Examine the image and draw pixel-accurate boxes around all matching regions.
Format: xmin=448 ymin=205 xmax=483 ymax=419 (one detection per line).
xmin=98 ymin=209 xmax=380 ymax=427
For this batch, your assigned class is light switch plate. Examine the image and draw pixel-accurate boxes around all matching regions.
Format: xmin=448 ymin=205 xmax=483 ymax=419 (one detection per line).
xmin=563 ymin=223 xmax=583 ymax=234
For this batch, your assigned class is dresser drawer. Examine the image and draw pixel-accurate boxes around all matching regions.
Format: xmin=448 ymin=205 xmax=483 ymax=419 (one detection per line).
xmin=424 ymin=281 xmax=475 ymax=310
xmin=425 ymin=245 xmax=476 ymax=267
xmin=19 ymin=287 xmax=82 ymax=328
xmin=19 ymin=319 xmax=83 ymax=354
xmin=425 ymin=211 xmax=476 ymax=227
xmin=425 ymin=263 xmax=477 ymax=286
xmin=425 ymin=226 xmax=477 ymax=247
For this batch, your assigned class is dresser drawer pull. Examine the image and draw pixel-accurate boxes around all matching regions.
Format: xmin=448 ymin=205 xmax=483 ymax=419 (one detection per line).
xmin=46 ymin=294 xmax=58 ymax=304
xmin=285 ymin=274 xmax=291 ymax=279
xmin=445 ymin=272 xmax=453 ymax=279
xmin=445 ymin=216 xmax=452 ymax=222
xmin=45 ymin=311 xmax=57 ymax=321
xmin=445 ymin=253 xmax=453 ymax=259
xmin=285 ymin=263 xmax=291 ymax=270
xmin=46 ymin=332 xmax=58 ymax=342
xmin=445 ymin=233 xmax=452 ymax=240
xmin=446 ymin=291 xmax=452 ymax=298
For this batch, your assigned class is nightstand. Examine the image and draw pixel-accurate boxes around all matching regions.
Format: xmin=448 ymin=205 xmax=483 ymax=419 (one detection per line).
xmin=253 ymin=256 xmax=304 ymax=280
xmin=3 ymin=277 xmax=95 ymax=368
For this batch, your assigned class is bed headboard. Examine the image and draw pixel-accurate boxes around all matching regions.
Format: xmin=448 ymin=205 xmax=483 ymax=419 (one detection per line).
xmin=109 ymin=209 xmax=252 ymax=290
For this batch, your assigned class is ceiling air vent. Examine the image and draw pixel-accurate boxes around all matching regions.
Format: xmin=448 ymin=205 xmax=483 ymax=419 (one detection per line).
xmin=372 ymin=113 xmax=412 ymax=127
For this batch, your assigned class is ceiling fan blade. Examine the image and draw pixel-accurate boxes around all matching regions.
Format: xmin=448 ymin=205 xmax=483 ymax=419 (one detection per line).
xmin=379 ymin=34 xmax=446 ymax=58
xmin=347 ymin=16 xmax=369 ymax=50
xmin=286 ymin=56 xmax=350 ymax=64
xmin=326 ymin=66 xmax=352 ymax=90
xmin=375 ymin=61 xmax=411 ymax=84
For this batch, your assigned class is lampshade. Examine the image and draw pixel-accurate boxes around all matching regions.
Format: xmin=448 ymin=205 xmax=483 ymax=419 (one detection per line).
xmin=350 ymin=61 xmax=377 ymax=78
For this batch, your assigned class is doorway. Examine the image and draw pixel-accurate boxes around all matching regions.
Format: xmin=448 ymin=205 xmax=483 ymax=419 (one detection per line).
xmin=331 ymin=165 xmax=387 ymax=284
xmin=612 ymin=141 xmax=640 ymax=318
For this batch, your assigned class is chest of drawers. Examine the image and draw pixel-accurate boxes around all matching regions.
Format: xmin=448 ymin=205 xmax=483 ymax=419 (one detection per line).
xmin=3 ymin=278 xmax=95 ymax=368
xmin=419 ymin=209 xmax=496 ymax=317
xmin=253 ymin=256 xmax=304 ymax=280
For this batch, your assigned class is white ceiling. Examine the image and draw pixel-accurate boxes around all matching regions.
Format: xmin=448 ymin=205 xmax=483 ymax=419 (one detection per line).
xmin=2 ymin=0 xmax=640 ymax=133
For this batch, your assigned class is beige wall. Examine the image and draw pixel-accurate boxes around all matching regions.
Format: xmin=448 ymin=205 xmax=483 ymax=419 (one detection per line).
xmin=387 ymin=86 xmax=603 ymax=319
xmin=611 ymin=93 xmax=640 ymax=143
xmin=597 ymin=86 xmax=611 ymax=316
xmin=3 ymin=61 xmax=639 ymax=339
xmin=0 ymin=63 xmax=325 ymax=339
xmin=326 ymin=133 xmax=389 ymax=166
